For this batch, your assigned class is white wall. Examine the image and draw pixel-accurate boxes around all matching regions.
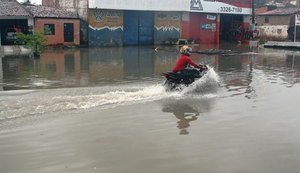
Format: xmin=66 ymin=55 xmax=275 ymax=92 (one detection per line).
xmin=257 ymin=25 xmax=288 ymax=40
xmin=89 ymin=0 xmax=252 ymax=15
xmin=89 ymin=0 xmax=189 ymax=11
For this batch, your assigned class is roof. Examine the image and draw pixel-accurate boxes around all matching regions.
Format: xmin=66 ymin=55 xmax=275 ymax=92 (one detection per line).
xmin=0 ymin=0 xmax=32 ymax=17
xmin=258 ymin=7 xmax=300 ymax=16
xmin=26 ymin=5 xmax=78 ymax=18
xmin=255 ymin=7 xmax=269 ymax=15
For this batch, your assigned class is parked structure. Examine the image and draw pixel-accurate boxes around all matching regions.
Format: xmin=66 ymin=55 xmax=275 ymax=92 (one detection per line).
xmin=257 ymin=7 xmax=299 ymax=41
xmin=0 ymin=0 xmax=33 ymax=46
xmin=26 ymin=6 xmax=80 ymax=46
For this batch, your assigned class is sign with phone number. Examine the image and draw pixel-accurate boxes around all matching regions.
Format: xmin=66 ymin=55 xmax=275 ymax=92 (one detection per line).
xmin=219 ymin=7 xmax=242 ymax=13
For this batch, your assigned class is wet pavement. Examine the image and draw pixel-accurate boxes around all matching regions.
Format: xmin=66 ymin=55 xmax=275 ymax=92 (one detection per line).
xmin=0 ymin=44 xmax=300 ymax=173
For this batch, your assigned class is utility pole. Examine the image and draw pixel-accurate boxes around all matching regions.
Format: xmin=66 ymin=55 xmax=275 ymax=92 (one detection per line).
xmin=252 ymin=0 xmax=255 ymax=25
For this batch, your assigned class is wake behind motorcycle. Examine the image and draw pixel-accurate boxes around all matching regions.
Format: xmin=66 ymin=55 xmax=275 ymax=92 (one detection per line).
xmin=162 ymin=65 xmax=209 ymax=90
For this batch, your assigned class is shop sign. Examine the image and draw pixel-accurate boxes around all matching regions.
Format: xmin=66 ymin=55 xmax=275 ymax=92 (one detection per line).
xmin=190 ymin=0 xmax=203 ymax=11
xmin=201 ymin=23 xmax=216 ymax=32
xmin=207 ymin=15 xmax=216 ymax=20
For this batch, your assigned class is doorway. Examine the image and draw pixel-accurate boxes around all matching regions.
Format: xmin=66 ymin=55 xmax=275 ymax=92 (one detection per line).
xmin=220 ymin=14 xmax=243 ymax=42
xmin=64 ymin=23 xmax=74 ymax=42
xmin=123 ymin=11 xmax=154 ymax=45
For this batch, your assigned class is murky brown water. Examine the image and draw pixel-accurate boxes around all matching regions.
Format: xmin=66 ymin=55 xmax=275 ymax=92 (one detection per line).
xmin=1 ymin=44 xmax=300 ymax=173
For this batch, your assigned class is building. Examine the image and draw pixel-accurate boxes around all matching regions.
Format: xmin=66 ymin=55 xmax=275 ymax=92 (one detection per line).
xmin=257 ymin=7 xmax=299 ymax=41
xmin=26 ymin=5 xmax=81 ymax=46
xmin=0 ymin=0 xmax=33 ymax=45
xmin=88 ymin=0 xmax=253 ymax=47
xmin=41 ymin=0 xmax=89 ymax=45
xmin=0 ymin=0 xmax=80 ymax=46
xmin=42 ymin=0 xmax=252 ymax=47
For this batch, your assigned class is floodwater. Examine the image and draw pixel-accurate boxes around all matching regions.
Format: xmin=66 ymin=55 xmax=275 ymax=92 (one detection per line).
xmin=1 ymin=44 xmax=300 ymax=173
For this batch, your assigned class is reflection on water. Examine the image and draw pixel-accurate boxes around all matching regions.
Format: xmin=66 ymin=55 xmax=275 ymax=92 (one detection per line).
xmin=2 ymin=46 xmax=300 ymax=173
xmin=162 ymin=98 xmax=215 ymax=135
xmin=0 ymin=47 xmax=300 ymax=120
xmin=1 ymin=46 xmax=300 ymax=94
xmin=0 ymin=46 xmax=221 ymax=90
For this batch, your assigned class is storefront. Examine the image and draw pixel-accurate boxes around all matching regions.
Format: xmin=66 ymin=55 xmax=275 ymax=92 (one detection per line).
xmin=88 ymin=0 xmax=252 ymax=46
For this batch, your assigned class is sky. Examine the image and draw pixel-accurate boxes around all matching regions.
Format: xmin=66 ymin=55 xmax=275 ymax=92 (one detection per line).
xmin=17 ymin=0 xmax=42 ymax=5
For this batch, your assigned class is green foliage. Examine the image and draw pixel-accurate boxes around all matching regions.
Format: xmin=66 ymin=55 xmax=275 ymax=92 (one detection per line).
xmin=16 ymin=32 xmax=48 ymax=55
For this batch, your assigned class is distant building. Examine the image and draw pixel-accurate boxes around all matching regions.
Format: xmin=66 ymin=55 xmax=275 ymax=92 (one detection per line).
xmin=257 ymin=7 xmax=300 ymax=41
xmin=0 ymin=0 xmax=33 ymax=45
xmin=41 ymin=0 xmax=88 ymax=45
xmin=26 ymin=5 xmax=80 ymax=46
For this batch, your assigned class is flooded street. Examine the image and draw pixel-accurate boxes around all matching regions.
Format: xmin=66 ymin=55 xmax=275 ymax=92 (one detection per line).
xmin=1 ymin=44 xmax=300 ymax=173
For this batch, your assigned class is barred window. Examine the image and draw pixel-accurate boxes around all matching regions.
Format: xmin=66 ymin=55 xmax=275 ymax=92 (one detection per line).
xmin=44 ymin=24 xmax=55 ymax=35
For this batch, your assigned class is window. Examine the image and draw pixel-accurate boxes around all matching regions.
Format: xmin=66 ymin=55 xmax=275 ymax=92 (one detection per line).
xmin=44 ymin=24 xmax=55 ymax=35
xmin=265 ymin=17 xmax=269 ymax=23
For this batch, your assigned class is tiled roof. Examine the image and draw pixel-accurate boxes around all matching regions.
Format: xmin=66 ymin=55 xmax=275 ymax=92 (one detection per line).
xmin=0 ymin=0 xmax=32 ymax=17
xmin=26 ymin=5 xmax=78 ymax=18
xmin=258 ymin=7 xmax=300 ymax=16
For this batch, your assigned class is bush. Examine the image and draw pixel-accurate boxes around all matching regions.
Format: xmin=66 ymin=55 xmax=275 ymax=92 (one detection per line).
xmin=16 ymin=32 xmax=47 ymax=55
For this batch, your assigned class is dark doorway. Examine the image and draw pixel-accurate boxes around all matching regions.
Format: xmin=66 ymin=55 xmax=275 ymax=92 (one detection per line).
xmin=0 ymin=19 xmax=28 ymax=45
xmin=220 ymin=14 xmax=243 ymax=41
xmin=123 ymin=11 xmax=154 ymax=45
xmin=64 ymin=23 xmax=74 ymax=42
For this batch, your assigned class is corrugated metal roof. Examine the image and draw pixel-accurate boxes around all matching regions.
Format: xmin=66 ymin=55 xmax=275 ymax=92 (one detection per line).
xmin=26 ymin=6 xmax=78 ymax=18
xmin=258 ymin=7 xmax=300 ymax=16
xmin=0 ymin=0 xmax=32 ymax=17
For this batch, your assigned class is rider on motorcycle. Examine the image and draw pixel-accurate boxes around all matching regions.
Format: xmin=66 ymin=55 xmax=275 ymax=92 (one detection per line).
xmin=172 ymin=45 xmax=206 ymax=75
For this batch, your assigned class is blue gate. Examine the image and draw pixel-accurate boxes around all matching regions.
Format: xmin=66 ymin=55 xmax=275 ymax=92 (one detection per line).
xmin=123 ymin=11 xmax=154 ymax=45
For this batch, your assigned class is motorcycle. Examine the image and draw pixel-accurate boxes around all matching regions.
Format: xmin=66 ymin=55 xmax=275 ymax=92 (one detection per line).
xmin=162 ymin=65 xmax=209 ymax=90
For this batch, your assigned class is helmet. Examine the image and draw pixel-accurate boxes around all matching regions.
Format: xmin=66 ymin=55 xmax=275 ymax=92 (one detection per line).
xmin=180 ymin=45 xmax=192 ymax=56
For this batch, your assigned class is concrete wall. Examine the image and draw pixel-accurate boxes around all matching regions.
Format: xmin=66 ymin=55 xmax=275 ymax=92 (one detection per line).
xmin=154 ymin=12 xmax=181 ymax=45
xmin=257 ymin=15 xmax=290 ymax=41
xmin=88 ymin=9 xmax=123 ymax=47
xmin=257 ymin=25 xmax=288 ymax=41
xmin=189 ymin=13 xmax=219 ymax=44
xmin=35 ymin=18 xmax=80 ymax=45
xmin=89 ymin=0 xmax=188 ymax=11
xmin=88 ymin=10 xmax=183 ymax=46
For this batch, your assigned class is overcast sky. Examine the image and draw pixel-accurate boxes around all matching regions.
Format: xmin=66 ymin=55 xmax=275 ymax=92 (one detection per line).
xmin=18 ymin=0 xmax=42 ymax=5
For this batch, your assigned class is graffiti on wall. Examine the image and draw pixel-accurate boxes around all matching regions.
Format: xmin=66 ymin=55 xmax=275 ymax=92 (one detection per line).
xmin=88 ymin=9 xmax=123 ymax=46
xmin=88 ymin=9 xmax=123 ymax=31
xmin=154 ymin=12 xmax=181 ymax=44
xmin=155 ymin=12 xmax=181 ymax=32
xmin=201 ymin=23 xmax=216 ymax=32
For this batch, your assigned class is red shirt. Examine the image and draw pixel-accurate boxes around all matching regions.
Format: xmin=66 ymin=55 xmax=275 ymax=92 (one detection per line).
xmin=172 ymin=54 xmax=200 ymax=72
